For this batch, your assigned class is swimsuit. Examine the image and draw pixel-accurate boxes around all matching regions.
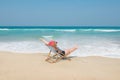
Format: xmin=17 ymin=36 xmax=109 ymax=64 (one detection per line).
xmin=55 ymin=49 xmax=65 ymax=56
xmin=48 ymin=46 xmax=65 ymax=56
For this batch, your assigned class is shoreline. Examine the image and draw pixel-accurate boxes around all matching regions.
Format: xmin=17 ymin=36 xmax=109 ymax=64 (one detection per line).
xmin=0 ymin=51 xmax=120 ymax=80
xmin=0 ymin=50 xmax=120 ymax=59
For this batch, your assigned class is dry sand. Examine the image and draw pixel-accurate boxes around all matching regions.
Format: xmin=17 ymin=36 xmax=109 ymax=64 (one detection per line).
xmin=0 ymin=51 xmax=120 ymax=80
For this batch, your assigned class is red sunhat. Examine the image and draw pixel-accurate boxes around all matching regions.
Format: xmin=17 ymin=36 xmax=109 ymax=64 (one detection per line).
xmin=48 ymin=40 xmax=57 ymax=46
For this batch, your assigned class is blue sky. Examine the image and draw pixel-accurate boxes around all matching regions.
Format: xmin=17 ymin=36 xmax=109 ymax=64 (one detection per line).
xmin=0 ymin=0 xmax=120 ymax=26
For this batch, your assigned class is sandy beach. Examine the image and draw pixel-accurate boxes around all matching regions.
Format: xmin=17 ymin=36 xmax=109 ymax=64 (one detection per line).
xmin=0 ymin=51 xmax=120 ymax=80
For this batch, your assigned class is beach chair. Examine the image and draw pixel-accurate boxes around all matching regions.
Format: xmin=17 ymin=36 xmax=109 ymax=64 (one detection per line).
xmin=40 ymin=38 xmax=70 ymax=63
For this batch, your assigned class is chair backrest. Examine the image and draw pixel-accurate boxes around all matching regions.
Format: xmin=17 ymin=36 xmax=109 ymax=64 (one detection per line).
xmin=47 ymin=46 xmax=57 ymax=54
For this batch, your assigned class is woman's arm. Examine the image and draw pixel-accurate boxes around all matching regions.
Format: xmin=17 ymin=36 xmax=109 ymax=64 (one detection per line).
xmin=40 ymin=38 xmax=49 ymax=45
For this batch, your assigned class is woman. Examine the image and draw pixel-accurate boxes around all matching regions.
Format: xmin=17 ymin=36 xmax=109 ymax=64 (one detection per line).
xmin=40 ymin=38 xmax=78 ymax=62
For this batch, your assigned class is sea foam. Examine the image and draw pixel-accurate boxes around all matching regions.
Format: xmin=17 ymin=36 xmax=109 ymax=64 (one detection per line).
xmin=0 ymin=38 xmax=120 ymax=58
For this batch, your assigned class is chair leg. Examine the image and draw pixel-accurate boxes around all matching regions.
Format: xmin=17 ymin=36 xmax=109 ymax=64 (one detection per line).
xmin=45 ymin=54 xmax=71 ymax=63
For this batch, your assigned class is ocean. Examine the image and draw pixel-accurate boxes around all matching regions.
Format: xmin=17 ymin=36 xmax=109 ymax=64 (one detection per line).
xmin=0 ymin=26 xmax=120 ymax=58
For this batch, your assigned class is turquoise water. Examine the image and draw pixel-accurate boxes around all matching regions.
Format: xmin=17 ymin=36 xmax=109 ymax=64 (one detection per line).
xmin=0 ymin=26 xmax=120 ymax=58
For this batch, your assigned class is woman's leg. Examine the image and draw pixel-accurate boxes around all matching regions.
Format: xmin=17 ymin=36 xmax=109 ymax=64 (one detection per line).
xmin=64 ymin=46 xmax=78 ymax=56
